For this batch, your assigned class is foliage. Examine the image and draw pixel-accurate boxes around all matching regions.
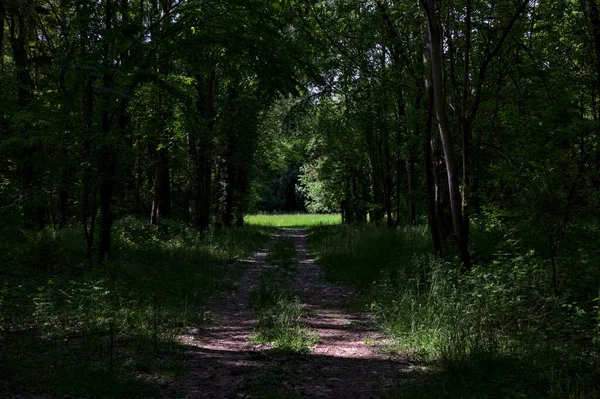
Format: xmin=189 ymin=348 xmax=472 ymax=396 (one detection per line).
xmin=309 ymin=219 xmax=600 ymax=398
xmin=0 ymin=217 xmax=269 ymax=397
xmin=1 ymin=0 xmax=600 ymax=396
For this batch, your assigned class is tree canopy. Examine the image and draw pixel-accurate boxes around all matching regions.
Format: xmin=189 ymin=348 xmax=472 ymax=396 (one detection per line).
xmin=0 ymin=0 xmax=598 ymax=274
xmin=2 ymin=0 xmax=600 ymax=397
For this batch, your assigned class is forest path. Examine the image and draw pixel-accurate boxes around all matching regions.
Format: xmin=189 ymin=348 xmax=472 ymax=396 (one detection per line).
xmin=164 ymin=229 xmax=405 ymax=398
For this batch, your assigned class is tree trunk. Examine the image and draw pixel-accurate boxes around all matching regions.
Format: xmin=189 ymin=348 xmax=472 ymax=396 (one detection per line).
xmin=461 ymin=0 xmax=472 ymax=239
xmin=58 ymin=172 xmax=69 ymax=229
xmin=98 ymin=144 xmax=116 ymax=262
xmin=585 ymin=0 xmax=600 ymax=186
xmin=190 ymin=72 xmax=214 ymax=231
xmin=585 ymin=0 xmax=600 ymax=87
xmin=149 ymin=0 xmax=174 ymax=225
xmin=81 ymin=75 xmax=96 ymax=259
xmin=0 ymin=1 xmax=5 ymax=71
xmin=421 ymin=0 xmax=470 ymax=268
xmin=395 ymin=89 xmax=406 ymax=225
xmin=407 ymin=151 xmax=416 ymax=225
xmin=98 ymin=0 xmax=115 ymax=262
xmin=382 ymin=129 xmax=394 ymax=227
xmin=220 ymin=85 xmax=239 ymax=229
xmin=433 ymin=135 xmax=451 ymax=242
xmin=221 ymin=163 xmax=234 ymax=228
xmin=150 ymin=147 xmax=171 ymax=224
xmin=366 ymin=130 xmax=383 ymax=224
xmin=11 ymin=11 xmax=43 ymax=230
xmin=98 ymin=99 xmax=117 ymax=262
xmin=423 ymin=44 xmax=442 ymax=255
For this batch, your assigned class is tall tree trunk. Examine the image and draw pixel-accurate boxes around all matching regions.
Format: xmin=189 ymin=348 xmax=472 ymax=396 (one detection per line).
xmin=98 ymin=0 xmax=115 ymax=262
xmin=220 ymin=85 xmax=238 ymax=229
xmin=0 ymin=1 xmax=5 ymax=71
xmin=150 ymin=147 xmax=171 ymax=224
xmin=395 ymin=149 xmax=403 ymax=225
xmin=421 ymin=0 xmax=470 ymax=268
xmin=98 ymin=143 xmax=116 ymax=262
xmin=585 ymin=0 xmax=600 ymax=185
xmin=234 ymin=160 xmax=250 ymax=227
xmin=221 ymin=162 xmax=234 ymax=228
xmin=382 ymin=129 xmax=394 ymax=227
xmin=395 ymin=89 xmax=406 ymax=225
xmin=190 ymin=71 xmax=214 ymax=230
xmin=460 ymin=0 xmax=472 ymax=239
xmin=407 ymin=151 xmax=416 ymax=225
xmin=213 ymin=162 xmax=223 ymax=228
xmin=423 ymin=44 xmax=442 ymax=255
xmin=367 ymin=145 xmax=383 ymax=223
xmin=57 ymin=61 xmax=71 ymax=229
xmin=11 ymin=11 xmax=42 ymax=230
xmin=366 ymin=128 xmax=383 ymax=223
xmin=150 ymin=0 xmax=173 ymax=224
xmin=81 ymin=74 xmax=96 ymax=259
xmin=585 ymin=0 xmax=600 ymax=88
xmin=58 ymin=173 xmax=69 ymax=229
xmin=433 ymin=135 xmax=451 ymax=243
xmin=134 ymin=135 xmax=143 ymax=214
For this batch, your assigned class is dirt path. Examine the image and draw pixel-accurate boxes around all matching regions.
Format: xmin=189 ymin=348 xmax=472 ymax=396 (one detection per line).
xmin=165 ymin=229 xmax=405 ymax=398
xmin=286 ymin=229 xmax=402 ymax=397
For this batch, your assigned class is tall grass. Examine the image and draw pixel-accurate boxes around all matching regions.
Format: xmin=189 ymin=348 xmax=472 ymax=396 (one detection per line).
xmin=309 ymin=221 xmax=600 ymax=398
xmin=0 ymin=217 xmax=270 ymax=397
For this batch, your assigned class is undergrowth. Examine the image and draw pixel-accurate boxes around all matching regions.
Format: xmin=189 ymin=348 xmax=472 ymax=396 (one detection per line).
xmin=309 ymin=218 xmax=600 ymax=398
xmin=0 ymin=216 xmax=269 ymax=398
xmin=250 ymin=239 xmax=317 ymax=354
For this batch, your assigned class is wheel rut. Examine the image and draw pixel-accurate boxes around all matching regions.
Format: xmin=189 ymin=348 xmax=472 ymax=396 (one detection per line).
xmin=164 ymin=229 xmax=405 ymax=398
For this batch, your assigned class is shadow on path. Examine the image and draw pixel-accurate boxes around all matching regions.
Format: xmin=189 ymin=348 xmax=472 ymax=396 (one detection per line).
xmin=163 ymin=229 xmax=410 ymax=398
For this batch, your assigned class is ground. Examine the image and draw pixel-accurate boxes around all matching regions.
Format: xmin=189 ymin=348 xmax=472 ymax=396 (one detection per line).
xmin=162 ymin=229 xmax=407 ymax=398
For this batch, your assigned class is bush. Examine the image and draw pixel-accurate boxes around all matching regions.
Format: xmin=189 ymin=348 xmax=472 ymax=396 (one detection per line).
xmin=309 ymin=219 xmax=600 ymax=398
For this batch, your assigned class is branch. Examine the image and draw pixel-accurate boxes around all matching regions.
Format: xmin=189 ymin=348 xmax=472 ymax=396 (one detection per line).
xmin=305 ymin=0 xmax=413 ymax=90
xmin=469 ymin=0 xmax=529 ymax=122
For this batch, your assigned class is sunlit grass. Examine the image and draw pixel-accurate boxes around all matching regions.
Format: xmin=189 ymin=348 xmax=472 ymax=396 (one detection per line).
xmin=245 ymin=213 xmax=340 ymax=228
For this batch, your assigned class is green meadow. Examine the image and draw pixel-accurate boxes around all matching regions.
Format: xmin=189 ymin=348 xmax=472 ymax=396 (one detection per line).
xmin=245 ymin=213 xmax=341 ymax=228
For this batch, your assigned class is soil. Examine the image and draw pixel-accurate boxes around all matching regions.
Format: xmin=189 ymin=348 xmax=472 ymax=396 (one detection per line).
xmin=161 ymin=229 xmax=409 ymax=398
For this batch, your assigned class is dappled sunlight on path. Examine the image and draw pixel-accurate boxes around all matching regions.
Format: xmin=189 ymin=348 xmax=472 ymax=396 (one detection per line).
xmin=163 ymin=229 xmax=408 ymax=398
xmin=287 ymin=229 xmax=404 ymax=396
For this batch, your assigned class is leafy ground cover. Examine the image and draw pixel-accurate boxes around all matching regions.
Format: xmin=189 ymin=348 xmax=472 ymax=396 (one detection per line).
xmin=245 ymin=213 xmax=341 ymax=228
xmin=308 ymin=218 xmax=600 ymax=398
xmin=0 ymin=217 xmax=270 ymax=398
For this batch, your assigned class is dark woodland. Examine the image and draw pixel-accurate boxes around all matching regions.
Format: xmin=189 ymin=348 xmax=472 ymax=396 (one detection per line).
xmin=1 ymin=0 xmax=599 ymax=397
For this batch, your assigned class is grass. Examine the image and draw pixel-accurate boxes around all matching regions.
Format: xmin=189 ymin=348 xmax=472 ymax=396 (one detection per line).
xmin=245 ymin=213 xmax=341 ymax=228
xmin=265 ymin=238 xmax=297 ymax=270
xmin=0 ymin=216 xmax=270 ymax=398
xmin=3 ymin=212 xmax=597 ymax=397
xmin=308 ymin=219 xmax=600 ymax=398
xmin=250 ymin=238 xmax=317 ymax=354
